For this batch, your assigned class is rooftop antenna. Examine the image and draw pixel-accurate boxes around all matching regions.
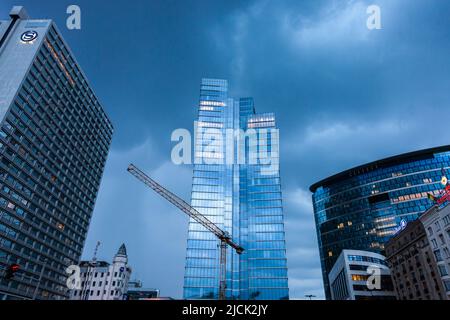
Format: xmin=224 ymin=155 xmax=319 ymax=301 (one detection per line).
xmin=92 ymin=241 xmax=101 ymax=263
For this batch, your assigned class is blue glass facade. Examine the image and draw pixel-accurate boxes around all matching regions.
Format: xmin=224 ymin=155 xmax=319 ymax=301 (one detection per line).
xmin=310 ymin=146 xmax=450 ymax=299
xmin=183 ymin=79 xmax=289 ymax=300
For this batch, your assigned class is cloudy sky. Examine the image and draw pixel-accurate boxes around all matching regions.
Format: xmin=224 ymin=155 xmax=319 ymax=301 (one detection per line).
xmin=2 ymin=0 xmax=450 ymax=299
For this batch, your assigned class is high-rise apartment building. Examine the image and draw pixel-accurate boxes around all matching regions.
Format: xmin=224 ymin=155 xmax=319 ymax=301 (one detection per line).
xmin=183 ymin=79 xmax=289 ymax=300
xmin=0 ymin=7 xmax=113 ymax=299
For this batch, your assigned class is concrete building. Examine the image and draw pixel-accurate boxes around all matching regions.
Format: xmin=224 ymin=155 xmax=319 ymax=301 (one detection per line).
xmin=0 ymin=7 xmax=113 ymax=300
xmin=420 ymin=204 xmax=450 ymax=298
xmin=328 ymin=249 xmax=396 ymax=300
xmin=69 ymin=244 xmax=132 ymax=300
xmin=385 ymin=219 xmax=447 ymax=300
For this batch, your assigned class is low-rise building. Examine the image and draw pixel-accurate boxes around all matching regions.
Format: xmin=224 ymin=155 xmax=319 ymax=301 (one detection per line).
xmin=125 ymin=280 xmax=159 ymax=300
xmin=328 ymin=249 xmax=396 ymax=300
xmin=385 ymin=219 xmax=447 ymax=300
xmin=69 ymin=244 xmax=132 ymax=300
xmin=420 ymin=204 xmax=450 ymax=298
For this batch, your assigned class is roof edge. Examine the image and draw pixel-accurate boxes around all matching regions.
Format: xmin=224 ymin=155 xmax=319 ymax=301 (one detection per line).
xmin=309 ymin=145 xmax=450 ymax=193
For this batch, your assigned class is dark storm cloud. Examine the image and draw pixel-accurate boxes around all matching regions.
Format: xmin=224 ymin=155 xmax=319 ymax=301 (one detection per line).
xmin=3 ymin=0 xmax=450 ymax=299
xmin=206 ymin=0 xmax=450 ymax=299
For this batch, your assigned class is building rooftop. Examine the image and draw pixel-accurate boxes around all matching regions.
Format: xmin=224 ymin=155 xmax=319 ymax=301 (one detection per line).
xmin=79 ymin=261 xmax=110 ymax=268
xmin=309 ymin=145 xmax=450 ymax=192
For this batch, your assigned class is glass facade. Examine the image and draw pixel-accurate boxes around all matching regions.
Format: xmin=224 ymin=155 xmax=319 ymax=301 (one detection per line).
xmin=183 ymin=79 xmax=288 ymax=300
xmin=0 ymin=11 xmax=113 ymax=300
xmin=310 ymin=146 xmax=450 ymax=299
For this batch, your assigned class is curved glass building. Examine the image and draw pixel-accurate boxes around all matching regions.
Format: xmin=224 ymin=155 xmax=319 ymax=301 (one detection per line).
xmin=310 ymin=146 xmax=450 ymax=299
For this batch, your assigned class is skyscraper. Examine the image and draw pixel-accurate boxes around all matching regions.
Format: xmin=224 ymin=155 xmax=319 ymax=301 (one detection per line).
xmin=310 ymin=146 xmax=450 ymax=299
xmin=0 ymin=7 xmax=113 ymax=299
xmin=183 ymin=78 xmax=289 ymax=300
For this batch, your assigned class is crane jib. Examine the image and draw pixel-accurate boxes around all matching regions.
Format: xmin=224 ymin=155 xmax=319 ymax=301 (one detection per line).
xmin=127 ymin=164 xmax=244 ymax=255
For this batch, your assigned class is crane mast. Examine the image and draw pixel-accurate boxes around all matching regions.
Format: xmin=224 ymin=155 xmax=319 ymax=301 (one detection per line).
xmin=127 ymin=164 xmax=244 ymax=300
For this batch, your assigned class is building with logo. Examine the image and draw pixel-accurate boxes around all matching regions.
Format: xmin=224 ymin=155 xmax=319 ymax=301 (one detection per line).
xmin=310 ymin=146 xmax=450 ymax=299
xmin=385 ymin=219 xmax=447 ymax=300
xmin=69 ymin=244 xmax=132 ymax=300
xmin=183 ymin=79 xmax=289 ymax=300
xmin=420 ymin=204 xmax=450 ymax=298
xmin=328 ymin=249 xmax=396 ymax=300
xmin=0 ymin=7 xmax=113 ymax=299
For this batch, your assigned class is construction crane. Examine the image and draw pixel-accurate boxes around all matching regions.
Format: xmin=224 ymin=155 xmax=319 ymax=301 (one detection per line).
xmin=127 ymin=164 xmax=244 ymax=300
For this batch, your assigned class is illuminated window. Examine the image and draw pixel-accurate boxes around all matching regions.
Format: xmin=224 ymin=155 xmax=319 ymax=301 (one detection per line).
xmin=351 ymin=274 xmax=369 ymax=281
xmin=328 ymin=251 xmax=333 ymax=257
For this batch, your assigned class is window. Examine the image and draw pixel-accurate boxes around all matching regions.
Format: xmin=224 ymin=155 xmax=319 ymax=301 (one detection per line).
xmin=351 ymin=274 xmax=369 ymax=281
xmin=439 ymin=234 xmax=445 ymax=245
xmin=431 ymin=239 xmax=438 ymax=249
xmin=428 ymin=227 xmax=434 ymax=236
xmin=444 ymin=215 xmax=450 ymax=226
xmin=438 ymin=265 xmax=448 ymax=277
xmin=434 ymin=250 xmax=443 ymax=262
xmin=435 ymin=221 xmax=441 ymax=231
xmin=444 ymin=248 xmax=450 ymax=259
xmin=444 ymin=280 xmax=450 ymax=292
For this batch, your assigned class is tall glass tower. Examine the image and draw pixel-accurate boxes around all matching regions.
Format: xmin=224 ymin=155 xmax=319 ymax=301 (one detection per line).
xmin=183 ymin=79 xmax=289 ymax=300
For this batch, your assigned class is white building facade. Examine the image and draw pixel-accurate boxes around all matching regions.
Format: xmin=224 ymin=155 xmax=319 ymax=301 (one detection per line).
xmin=69 ymin=244 xmax=132 ymax=300
xmin=420 ymin=204 xmax=450 ymax=299
xmin=328 ymin=249 xmax=396 ymax=300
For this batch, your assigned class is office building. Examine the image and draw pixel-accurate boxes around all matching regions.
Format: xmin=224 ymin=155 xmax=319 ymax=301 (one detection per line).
xmin=0 ymin=7 xmax=113 ymax=299
xmin=183 ymin=79 xmax=289 ymax=300
xmin=328 ymin=249 xmax=396 ymax=300
xmin=69 ymin=244 xmax=131 ymax=300
xmin=385 ymin=219 xmax=447 ymax=300
xmin=310 ymin=146 xmax=450 ymax=299
xmin=420 ymin=204 xmax=450 ymax=298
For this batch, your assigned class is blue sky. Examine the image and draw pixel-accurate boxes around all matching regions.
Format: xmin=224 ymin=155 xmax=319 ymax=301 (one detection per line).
xmin=2 ymin=0 xmax=450 ymax=299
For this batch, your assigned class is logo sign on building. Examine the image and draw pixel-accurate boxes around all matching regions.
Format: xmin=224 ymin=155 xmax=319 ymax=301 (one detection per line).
xmin=20 ymin=30 xmax=38 ymax=43
xmin=120 ymin=267 xmax=125 ymax=272
xmin=394 ymin=219 xmax=407 ymax=235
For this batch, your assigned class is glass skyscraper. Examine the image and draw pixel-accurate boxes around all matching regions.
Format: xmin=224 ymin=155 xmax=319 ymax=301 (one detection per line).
xmin=183 ymin=79 xmax=289 ymax=300
xmin=0 ymin=7 xmax=113 ymax=299
xmin=310 ymin=146 xmax=450 ymax=299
